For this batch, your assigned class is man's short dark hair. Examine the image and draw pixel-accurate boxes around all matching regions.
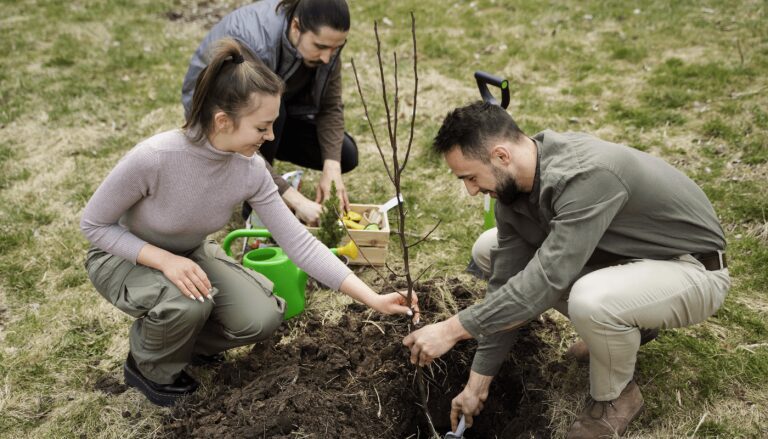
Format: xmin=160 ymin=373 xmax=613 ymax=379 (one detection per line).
xmin=433 ymin=101 xmax=525 ymax=162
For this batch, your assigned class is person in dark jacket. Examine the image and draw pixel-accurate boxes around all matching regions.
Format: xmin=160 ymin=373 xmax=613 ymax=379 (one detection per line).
xmin=183 ymin=0 xmax=355 ymax=225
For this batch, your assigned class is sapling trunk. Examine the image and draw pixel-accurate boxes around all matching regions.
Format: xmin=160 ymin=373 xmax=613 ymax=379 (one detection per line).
xmin=350 ymin=13 xmax=441 ymax=438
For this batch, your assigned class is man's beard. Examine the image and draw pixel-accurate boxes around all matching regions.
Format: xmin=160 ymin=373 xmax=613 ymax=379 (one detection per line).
xmin=493 ymin=168 xmax=521 ymax=205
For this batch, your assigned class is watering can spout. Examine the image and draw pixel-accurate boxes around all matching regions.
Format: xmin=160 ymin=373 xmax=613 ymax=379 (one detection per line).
xmin=332 ymin=240 xmax=359 ymax=261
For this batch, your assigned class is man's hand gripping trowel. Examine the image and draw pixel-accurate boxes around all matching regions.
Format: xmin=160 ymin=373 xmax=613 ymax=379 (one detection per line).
xmin=444 ymin=415 xmax=467 ymax=439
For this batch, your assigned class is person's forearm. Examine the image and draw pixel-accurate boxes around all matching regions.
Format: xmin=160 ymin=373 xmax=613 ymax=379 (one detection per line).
xmin=338 ymin=274 xmax=379 ymax=307
xmin=445 ymin=314 xmax=474 ymax=343
xmin=466 ymin=370 xmax=494 ymax=397
xmin=136 ymin=243 xmax=174 ymax=270
xmin=323 ymin=159 xmax=341 ymax=175
xmin=281 ymin=187 xmax=306 ymax=209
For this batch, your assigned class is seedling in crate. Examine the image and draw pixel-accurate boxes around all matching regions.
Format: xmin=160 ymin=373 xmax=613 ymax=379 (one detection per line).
xmin=317 ymin=181 xmax=344 ymax=248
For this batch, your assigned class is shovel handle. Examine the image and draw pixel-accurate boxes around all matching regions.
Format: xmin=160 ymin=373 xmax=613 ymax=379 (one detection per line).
xmin=474 ymin=71 xmax=510 ymax=109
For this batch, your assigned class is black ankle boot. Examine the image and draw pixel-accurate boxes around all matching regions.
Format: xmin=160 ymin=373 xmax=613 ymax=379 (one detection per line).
xmin=190 ymin=352 xmax=226 ymax=366
xmin=123 ymin=353 xmax=198 ymax=407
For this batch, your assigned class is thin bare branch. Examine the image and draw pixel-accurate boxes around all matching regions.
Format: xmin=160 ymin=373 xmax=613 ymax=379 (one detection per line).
xmin=393 ymin=51 xmax=399 ymax=157
xmin=400 ymin=12 xmax=419 ymax=173
xmin=413 ymin=263 xmax=434 ymax=285
xmin=350 ymin=58 xmax=394 ymax=185
xmin=374 ymin=21 xmax=396 ymax=156
xmin=354 ymin=14 xmax=437 ymax=438
xmin=384 ymin=262 xmax=401 ymax=278
xmin=406 ymin=219 xmax=442 ymax=249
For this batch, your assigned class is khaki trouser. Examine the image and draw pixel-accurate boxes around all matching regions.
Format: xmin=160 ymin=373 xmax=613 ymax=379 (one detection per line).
xmin=472 ymin=228 xmax=730 ymax=400
xmin=86 ymin=240 xmax=285 ymax=384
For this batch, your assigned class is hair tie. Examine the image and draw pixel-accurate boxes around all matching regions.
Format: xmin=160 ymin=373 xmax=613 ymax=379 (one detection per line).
xmin=232 ymin=53 xmax=245 ymax=64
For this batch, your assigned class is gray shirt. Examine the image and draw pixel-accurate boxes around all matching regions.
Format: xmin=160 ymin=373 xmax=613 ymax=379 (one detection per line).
xmin=80 ymin=129 xmax=352 ymax=291
xmin=459 ymin=130 xmax=725 ymax=375
xmin=180 ymin=0 xmax=345 ymax=194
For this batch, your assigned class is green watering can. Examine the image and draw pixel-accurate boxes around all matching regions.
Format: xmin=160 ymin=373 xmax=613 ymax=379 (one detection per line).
xmin=222 ymin=229 xmax=358 ymax=319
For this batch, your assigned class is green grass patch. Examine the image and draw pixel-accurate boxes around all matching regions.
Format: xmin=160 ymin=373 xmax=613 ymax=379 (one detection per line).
xmin=607 ymin=101 xmax=685 ymax=128
xmin=650 ymin=58 xmax=756 ymax=100
xmin=703 ymin=180 xmax=768 ymax=224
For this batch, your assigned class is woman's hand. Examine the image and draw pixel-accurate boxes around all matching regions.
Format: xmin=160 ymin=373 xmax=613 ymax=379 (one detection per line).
xmin=339 ymin=276 xmax=418 ymax=321
xmin=369 ymin=291 xmax=420 ymax=321
xmin=160 ymin=254 xmax=213 ymax=302
xmin=137 ymin=244 xmax=212 ymax=302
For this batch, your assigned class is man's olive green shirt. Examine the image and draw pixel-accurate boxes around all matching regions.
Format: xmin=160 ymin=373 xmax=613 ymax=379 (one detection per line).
xmin=458 ymin=130 xmax=726 ymax=376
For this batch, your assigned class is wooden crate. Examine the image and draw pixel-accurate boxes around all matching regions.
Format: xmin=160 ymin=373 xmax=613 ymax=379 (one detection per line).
xmin=307 ymin=203 xmax=390 ymax=266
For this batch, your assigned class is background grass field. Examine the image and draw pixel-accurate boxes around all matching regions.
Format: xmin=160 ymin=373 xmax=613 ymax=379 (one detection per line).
xmin=1 ymin=0 xmax=766 ymax=437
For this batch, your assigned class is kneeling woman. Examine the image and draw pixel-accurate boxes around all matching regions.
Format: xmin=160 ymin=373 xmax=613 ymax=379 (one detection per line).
xmin=81 ymin=38 xmax=415 ymax=406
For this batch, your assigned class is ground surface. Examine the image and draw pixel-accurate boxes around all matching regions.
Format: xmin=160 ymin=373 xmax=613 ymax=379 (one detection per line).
xmin=162 ymin=280 xmax=556 ymax=438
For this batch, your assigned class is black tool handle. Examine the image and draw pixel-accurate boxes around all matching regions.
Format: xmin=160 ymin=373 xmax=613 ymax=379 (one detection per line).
xmin=474 ymin=71 xmax=510 ymax=109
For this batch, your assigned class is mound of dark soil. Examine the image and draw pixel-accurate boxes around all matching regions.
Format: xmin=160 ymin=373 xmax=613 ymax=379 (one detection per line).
xmin=163 ymin=279 xmax=559 ymax=438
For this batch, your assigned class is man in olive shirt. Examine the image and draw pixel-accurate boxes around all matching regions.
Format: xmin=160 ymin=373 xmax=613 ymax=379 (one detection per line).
xmin=403 ymin=102 xmax=730 ymax=438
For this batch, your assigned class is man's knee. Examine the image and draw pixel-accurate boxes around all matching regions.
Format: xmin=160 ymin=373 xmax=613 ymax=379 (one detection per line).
xmin=471 ymin=228 xmax=497 ymax=277
xmin=567 ymin=275 xmax=613 ymax=327
xmin=340 ymin=133 xmax=358 ymax=173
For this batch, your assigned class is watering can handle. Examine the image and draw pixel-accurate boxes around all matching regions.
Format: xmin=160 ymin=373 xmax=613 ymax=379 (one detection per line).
xmin=474 ymin=71 xmax=510 ymax=109
xmin=222 ymin=228 xmax=356 ymax=259
xmin=222 ymin=228 xmax=273 ymax=257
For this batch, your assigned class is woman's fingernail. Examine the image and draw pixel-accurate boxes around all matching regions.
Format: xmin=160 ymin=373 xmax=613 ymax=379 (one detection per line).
xmin=198 ymin=296 xmax=205 ymax=303
xmin=407 ymin=309 xmax=413 ymax=316
xmin=207 ymin=294 xmax=213 ymax=301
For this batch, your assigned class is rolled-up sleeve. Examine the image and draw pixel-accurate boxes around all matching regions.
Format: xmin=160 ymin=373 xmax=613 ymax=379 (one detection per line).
xmin=315 ymin=59 xmax=344 ymax=163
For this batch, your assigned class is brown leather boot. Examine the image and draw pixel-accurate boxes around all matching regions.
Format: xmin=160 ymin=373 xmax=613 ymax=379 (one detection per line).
xmin=565 ymin=328 xmax=660 ymax=364
xmin=567 ymin=381 xmax=644 ymax=438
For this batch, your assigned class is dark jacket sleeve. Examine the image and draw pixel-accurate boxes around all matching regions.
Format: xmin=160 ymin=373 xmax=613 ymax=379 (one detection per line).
xmin=263 ymin=157 xmax=292 ymax=194
xmin=314 ymin=58 xmax=344 ymax=163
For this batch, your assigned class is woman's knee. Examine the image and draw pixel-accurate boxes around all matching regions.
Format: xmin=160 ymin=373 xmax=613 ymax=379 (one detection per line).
xmin=223 ymin=297 xmax=284 ymax=341
xmin=148 ymin=286 xmax=214 ymax=330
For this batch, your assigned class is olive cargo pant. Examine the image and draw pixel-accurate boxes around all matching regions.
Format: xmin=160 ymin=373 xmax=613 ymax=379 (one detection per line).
xmin=472 ymin=228 xmax=730 ymax=400
xmin=86 ymin=240 xmax=285 ymax=384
